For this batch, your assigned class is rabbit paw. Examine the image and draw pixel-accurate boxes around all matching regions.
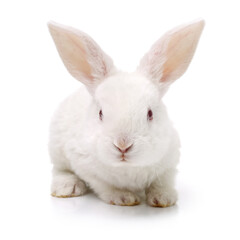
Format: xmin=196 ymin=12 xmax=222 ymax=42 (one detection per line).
xmin=146 ymin=189 xmax=177 ymax=208
xmin=51 ymin=177 xmax=87 ymax=198
xmin=101 ymin=190 xmax=140 ymax=206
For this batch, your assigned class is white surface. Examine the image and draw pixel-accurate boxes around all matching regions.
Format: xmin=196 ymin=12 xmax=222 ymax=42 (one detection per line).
xmin=0 ymin=0 xmax=240 ymax=239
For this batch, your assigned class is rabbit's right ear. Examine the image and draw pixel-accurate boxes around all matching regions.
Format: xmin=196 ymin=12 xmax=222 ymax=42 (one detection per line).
xmin=48 ymin=22 xmax=114 ymax=94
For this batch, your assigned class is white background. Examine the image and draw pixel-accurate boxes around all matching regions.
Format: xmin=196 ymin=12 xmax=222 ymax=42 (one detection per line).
xmin=0 ymin=0 xmax=240 ymax=239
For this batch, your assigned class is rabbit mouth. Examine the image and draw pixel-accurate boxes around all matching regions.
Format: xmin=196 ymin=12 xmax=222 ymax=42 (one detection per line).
xmin=120 ymin=153 xmax=127 ymax=162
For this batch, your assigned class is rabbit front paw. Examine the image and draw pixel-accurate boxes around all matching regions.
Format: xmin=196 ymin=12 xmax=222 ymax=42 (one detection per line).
xmin=146 ymin=188 xmax=177 ymax=208
xmin=101 ymin=190 xmax=140 ymax=206
xmin=51 ymin=174 xmax=87 ymax=198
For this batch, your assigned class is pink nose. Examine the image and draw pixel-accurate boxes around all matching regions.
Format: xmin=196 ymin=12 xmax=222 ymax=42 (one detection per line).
xmin=114 ymin=143 xmax=133 ymax=154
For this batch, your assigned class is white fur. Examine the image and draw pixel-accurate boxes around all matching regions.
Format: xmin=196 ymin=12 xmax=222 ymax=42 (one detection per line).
xmin=48 ymin=19 xmax=204 ymax=206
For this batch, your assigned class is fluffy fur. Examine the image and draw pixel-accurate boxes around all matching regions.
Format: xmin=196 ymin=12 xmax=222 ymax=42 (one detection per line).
xmin=48 ymin=19 xmax=204 ymax=207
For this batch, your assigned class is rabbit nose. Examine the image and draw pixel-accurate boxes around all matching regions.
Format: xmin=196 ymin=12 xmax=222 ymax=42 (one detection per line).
xmin=114 ymin=143 xmax=133 ymax=153
xmin=113 ymin=136 xmax=133 ymax=153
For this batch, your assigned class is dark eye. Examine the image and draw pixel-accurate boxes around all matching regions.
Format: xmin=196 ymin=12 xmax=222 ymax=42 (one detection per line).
xmin=99 ymin=110 xmax=103 ymax=121
xmin=147 ymin=109 xmax=153 ymax=121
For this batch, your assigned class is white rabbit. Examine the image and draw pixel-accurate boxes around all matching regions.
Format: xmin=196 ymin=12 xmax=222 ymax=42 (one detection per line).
xmin=48 ymin=19 xmax=204 ymax=207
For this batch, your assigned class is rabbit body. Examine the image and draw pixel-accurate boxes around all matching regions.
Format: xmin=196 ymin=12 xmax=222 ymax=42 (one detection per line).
xmin=48 ymin=20 xmax=204 ymax=206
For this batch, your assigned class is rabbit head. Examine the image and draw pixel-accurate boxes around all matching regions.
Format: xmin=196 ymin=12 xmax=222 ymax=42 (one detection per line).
xmin=48 ymin=20 xmax=204 ymax=166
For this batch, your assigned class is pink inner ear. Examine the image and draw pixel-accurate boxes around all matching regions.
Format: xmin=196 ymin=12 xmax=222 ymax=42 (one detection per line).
xmin=63 ymin=31 xmax=93 ymax=80
xmin=161 ymin=31 xmax=192 ymax=82
xmin=49 ymin=21 xmax=115 ymax=94
xmin=49 ymin=24 xmax=93 ymax=81
xmin=138 ymin=20 xmax=205 ymax=85
xmin=161 ymin=21 xmax=205 ymax=83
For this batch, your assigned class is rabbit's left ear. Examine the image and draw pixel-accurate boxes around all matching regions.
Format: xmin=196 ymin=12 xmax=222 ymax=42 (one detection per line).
xmin=138 ymin=19 xmax=204 ymax=90
xmin=48 ymin=22 xmax=114 ymax=94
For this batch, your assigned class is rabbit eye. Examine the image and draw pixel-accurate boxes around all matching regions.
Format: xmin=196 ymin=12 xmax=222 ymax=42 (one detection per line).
xmin=147 ymin=109 xmax=153 ymax=121
xmin=99 ymin=110 xmax=103 ymax=121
